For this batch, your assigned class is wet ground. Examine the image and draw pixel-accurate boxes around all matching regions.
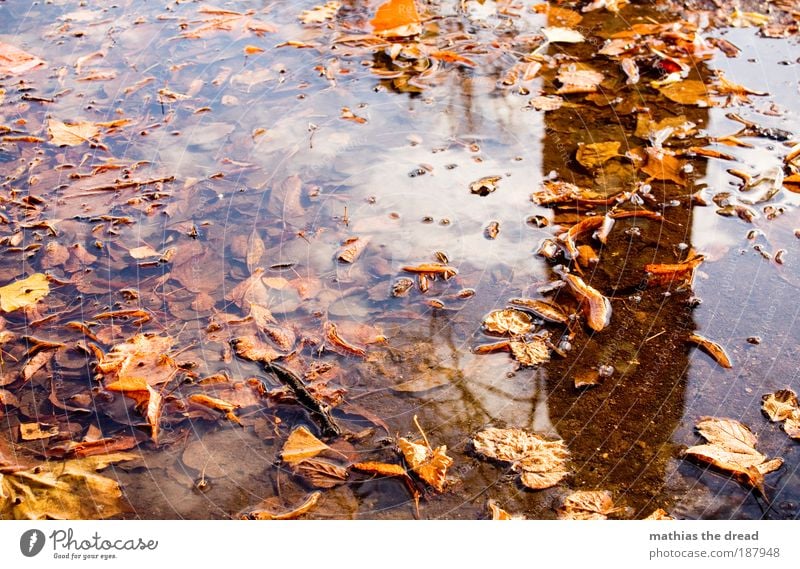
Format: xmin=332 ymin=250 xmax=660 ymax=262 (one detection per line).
xmin=0 ymin=0 xmax=798 ymax=519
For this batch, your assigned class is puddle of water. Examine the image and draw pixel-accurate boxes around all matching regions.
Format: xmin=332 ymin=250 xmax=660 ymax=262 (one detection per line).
xmin=0 ymin=1 xmax=798 ymax=519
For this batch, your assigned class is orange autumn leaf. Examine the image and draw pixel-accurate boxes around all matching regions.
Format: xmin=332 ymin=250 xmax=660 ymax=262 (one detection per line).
xmin=0 ymin=42 xmax=45 ymax=75
xmin=430 ymin=50 xmax=476 ymax=67
xmin=188 ymin=393 xmax=242 ymax=424
xmin=640 ymin=147 xmax=686 ymax=186
xmin=371 ymin=0 xmax=422 ymax=38
xmin=353 ymin=461 xmax=407 ymax=477
xmin=106 ymin=377 xmax=163 ymax=444
xmin=281 ymin=426 xmax=331 ymax=466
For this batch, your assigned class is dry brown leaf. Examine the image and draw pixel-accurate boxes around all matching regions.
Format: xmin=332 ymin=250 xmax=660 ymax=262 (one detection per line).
xmin=96 ymin=334 xmax=177 ymax=387
xmin=684 ymin=417 xmax=783 ymax=496
xmin=645 ymin=254 xmax=704 ymax=288
xmin=188 ymin=393 xmax=241 ymax=424
xmin=292 ymin=458 xmax=349 ymax=488
xmin=784 ymin=411 xmax=800 ymax=440
xmin=558 ymin=490 xmax=619 ymax=520
xmin=687 ymin=333 xmax=733 ymax=369
xmin=531 ymin=180 xmax=584 ymax=205
xmin=106 ymin=377 xmax=163 ymax=443
xmin=0 ymin=453 xmax=137 ymax=519
xmin=246 ymin=230 xmax=265 ymax=274
xmin=324 ymin=321 xmax=367 ymax=357
xmin=47 ymin=119 xmax=101 ymax=146
xmin=528 ymin=95 xmax=564 ymax=111
xmin=482 ymin=309 xmax=534 ymax=336
xmin=564 ymin=274 xmax=611 ymax=332
xmin=0 ymin=42 xmax=45 ymax=75
xmin=509 ymin=338 xmax=550 ymax=367
xmin=282 ymin=426 xmax=331 ymax=466
xmin=371 ymin=0 xmax=422 ymax=38
xmin=634 ymin=114 xmax=695 ymax=140
xmin=470 ymin=175 xmax=501 ymax=196
xmin=576 ymin=141 xmax=621 ymax=170
xmin=353 ymin=461 xmax=407 ymax=477
xmin=225 ymin=267 xmax=270 ymax=309
xmin=472 ymin=427 xmax=570 ymax=490
xmin=509 ymin=299 xmax=569 ymax=325
xmin=397 ymin=437 xmax=452 ymax=492
xmin=658 ymin=80 xmax=712 ymax=107
xmin=487 ymin=499 xmax=524 ymax=520
xmin=336 ymin=236 xmax=370 ymax=264
xmin=392 ymin=374 xmax=450 ymax=393
xmin=761 ymin=389 xmax=798 ymax=422
xmin=543 ymin=27 xmax=585 ymax=43
xmin=645 ymin=508 xmax=674 ymax=520
xmin=582 ymin=0 xmax=629 ymax=13
xmin=0 ymin=273 xmax=50 ymax=313
xmin=243 ymin=491 xmax=321 ymax=520
xmin=299 ymin=2 xmax=341 ymax=24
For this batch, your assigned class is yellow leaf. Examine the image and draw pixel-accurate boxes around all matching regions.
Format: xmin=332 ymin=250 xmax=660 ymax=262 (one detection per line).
xmin=658 ymin=80 xmax=712 ymax=106
xmin=0 ymin=273 xmax=50 ymax=313
xmin=281 ymin=426 xmax=331 ymax=466
xmin=353 ymin=461 xmax=407 ymax=477
xmin=47 ymin=119 xmax=100 ymax=146
xmin=472 ymin=427 xmax=570 ymax=490
xmin=0 ymin=453 xmax=137 ymax=519
xmin=299 ymin=2 xmax=341 ymax=24
xmin=371 ymin=0 xmax=422 ymax=38
xmin=575 ymin=141 xmax=621 ymax=169
xmin=0 ymin=42 xmax=45 ymax=75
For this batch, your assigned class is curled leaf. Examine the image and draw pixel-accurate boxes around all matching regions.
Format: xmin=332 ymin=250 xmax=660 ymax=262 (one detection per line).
xmin=564 ymin=274 xmax=611 ymax=332
xmin=687 ymin=333 xmax=732 ymax=368
xmin=482 ymin=309 xmax=534 ymax=336
xmin=558 ymin=490 xmax=620 ymax=520
xmin=243 ymin=492 xmax=321 ymax=520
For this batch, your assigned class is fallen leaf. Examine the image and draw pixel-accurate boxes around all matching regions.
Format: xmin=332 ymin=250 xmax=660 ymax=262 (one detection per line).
xmin=470 ymin=175 xmax=501 ymax=196
xmin=531 ymin=180 xmax=583 ymax=205
xmin=282 ymin=426 xmax=331 ymax=466
xmin=576 ymin=141 xmax=621 ymax=170
xmin=0 ymin=273 xmax=50 ymax=313
xmin=684 ymin=417 xmax=783 ymax=496
xmin=509 ymin=298 xmax=569 ymax=325
xmin=472 ymin=427 xmax=570 ymax=490
xmin=564 ymin=274 xmax=611 ymax=332
xmin=19 ymin=423 xmax=59 ymax=441
xmin=487 ymin=499 xmax=523 ymax=520
xmin=509 ymin=338 xmax=550 ymax=367
xmin=482 ymin=309 xmax=534 ymax=336
xmin=188 ymin=393 xmax=241 ymax=425
xmin=430 ymin=50 xmax=476 ymax=67
xmin=371 ymin=0 xmax=422 ymax=38
xmin=392 ymin=374 xmax=451 ymax=393
xmin=292 ymin=458 xmax=349 ymax=488
xmin=784 ymin=411 xmax=800 ymax=440
xmin=353 ymin=461 xmax=407 ymax=477
xmin=324 ymin=321 xmax=367 ymax=357
xmin=299 ymin=2 xmax=341 ymax=24
xmin=243 ymin=492 xmax=321 ymax=520
xmin=687 ymin=333 xmax=732 ymax=368
xmin=543 ymin=27 xmax=585 ymax=43
xmin=397 ymin=437 xmax=452 ymax=492
xmin=528 ymin=95 xmax=564 ymax=111
xmin=96 ymin=334 xmax=177 ymax=386
xmin=558 ymin=490 xmax=620 ymax=520
xmin=658 ymin=80 xmax=712 ymax=106
xmin=0 ymin=42 xmax=45 ymax=75
xmin=582 ymin=0 xmax=629 ymax=13
xmin=645 ymin=508 xmax=674 ymax=520
xmin=106 ymin=377 xmax=163 ymax=443
xmin=634 ymin=114 xmax=695 ymax=140
xmin=532 ymin=4 xmax=583 ymax=27
xmin=640 ymin=147 xmax=686 ymax=186
xmin=556 ymin=64 xmax=604 ymax=94
xmin=336 ymin=236 xmax=370 ymax=263
xmin=645 ymin=254 xmax=704 ymax=287
xmin=246 ymin=230 xmax=265 ymax=274
xmin=0 ymin=453 xmax=137 ymax=519
xmin=762 ymin=389 xmax=799 ymax=422
xmin=47 ymin=119 xmax=101 ymax=147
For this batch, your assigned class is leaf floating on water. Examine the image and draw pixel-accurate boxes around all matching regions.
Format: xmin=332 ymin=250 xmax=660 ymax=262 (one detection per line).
xmin=658 ymin=80 xmax=712 ymax=107
xmin=645 ymin=508 xmax=674 ymax=520
xmin=231 ymin=334 xmax=281 ymax=363
xmin=531 ymin=180 xmax=583 ymax=205
xmin=528 ymin=95 xmax=564 ymax=111
xmin=575 ymin=141 xmax=621 ymax=170
xmin=487 ymin=499 xmax=524 ymax=520
xmin=558 ymin=490 xmax=620 ymax=520
xmin=281 ymin=426 xmax=331 ymax=466
xmin=556 ymin=64 xmax=604 ymax=94
xmin=581 ymin=0 xmax=629 ymax=13
xmin=484 ymin=221 xmax=500 ymax=240
xmin=0 ymin=42 xmax=45 ymax=75
xmin=563 ymin=274 xmax=611 ymax=332
xmin=0 ymin=273 xmax=50 ymax=313
xmin=543 ymin=27 xmax=585 ymax=44
xmin=243 ymin=492 xmax=321 ymax=520
xmin=46 ymin=119 xmax=99 ymax=147
xmin=397 ymin=416 xmax=453 ymax=492
xmin=336 ymin=236 xmax=370 ymax=263
xmin=645 ymin=254 xmax=704 ymax=288
xmin=392 ymin=374 xmax=451 ymax=393
xmin=639 ymin=147 xmax=686 ymax=186
xmin=0 ymin=453 xmax=137 ymax=519
xmin=687 ymin=333 xmax=732 ymax=368
xmin=299 ymin=1 xmax=341 ymax=24
xmin=508 ymin=298 xmax=569 ymax=325
xmin=324 ymin=321 xmax=367 ymax=357
xmin=482 ymin=309 xmax=534 ymax=336
xmin=472 ymin=427 xmax=570 ymax=490
xmin=470 ymin=175 xmax=501 ymax=196
xmin=293 ymin=458 xmax=349 ymax=488
xmin=371 ymin=0 xmax=422 ymax=38
xmin=761 ymin=389 xmax=800 ymax=440
xmin=509 ymin=338 xmax=550 ymax=367
xmin=683 ymin=417 xmax=783 ymax=497
xmin=761 ymin=389 xmax=798 ymax=422
xmin=353 ymin=461 xmax=407 ymax=477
